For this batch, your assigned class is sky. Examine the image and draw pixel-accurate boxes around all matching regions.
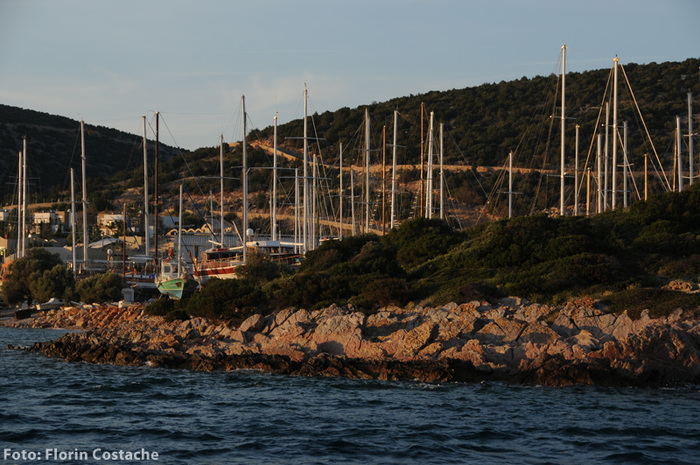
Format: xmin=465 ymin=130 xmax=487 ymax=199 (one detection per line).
xmin=1 ymin=0 xmax=698 ymax=151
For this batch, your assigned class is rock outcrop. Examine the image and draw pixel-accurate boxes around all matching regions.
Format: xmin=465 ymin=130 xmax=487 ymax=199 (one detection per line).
xmin=5 ymin=299 xmax=700 ymax=387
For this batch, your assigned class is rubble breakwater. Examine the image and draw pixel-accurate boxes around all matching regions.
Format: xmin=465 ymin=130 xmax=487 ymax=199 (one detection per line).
xmin=5 ymin=299 xmax=700 ymax=387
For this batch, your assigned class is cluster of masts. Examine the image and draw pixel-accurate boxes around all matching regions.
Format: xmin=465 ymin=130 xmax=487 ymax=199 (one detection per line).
xmin=11 ymin=49 xmax=697 ymax=272
xmin=504 ymin=46 xmax=696 ymax=219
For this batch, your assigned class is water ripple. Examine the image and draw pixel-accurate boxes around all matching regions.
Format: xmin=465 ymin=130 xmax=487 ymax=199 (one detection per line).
xmin=3 ymin=327 xmax=700 ymax=464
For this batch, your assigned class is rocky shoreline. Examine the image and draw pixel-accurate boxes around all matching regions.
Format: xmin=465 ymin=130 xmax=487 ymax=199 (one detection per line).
xmin=4 ymin=299 xmax=700 ymax=387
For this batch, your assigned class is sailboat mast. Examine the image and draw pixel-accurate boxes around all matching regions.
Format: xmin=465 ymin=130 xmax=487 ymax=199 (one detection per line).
xmin=560 ymin=44 xmax=566 ymax=216
xmin=382 ymin=125 xmax=386 ymax=234
xmin=420 ymin=102 xmax=425 ymax=218
xmin=597 ymin=134 xmax=603 ymax=214
xmin=70 ymin=168 xmax=77 ymax=277
xmin=294 ymin=168 xmax=299 ymax=252
xmin=122 ymin=203 xmax=126 ymax=280
xmin=312 ymin=153 xmax=317 ymax=248
xmin=242 ymin=96 xmax=248 ymax=262
xmin=586 ymin=168 xmax=591 ymax=216
xmin=677 ymin=116 xmax=683 ymax=192
xmin=439 ymin=122 xmax=444 ymax=220
xmin=365 ymin=108 xmax=371 ymax=233
xmin=81 ymin=121 xmax=89 ymax=272
xmin=154 ymin=111 xmax=159 ymax=261
xmin=272 ymin=115 xmax=278 ymax=241
xmin=508 ymin=151 xmax=513 ymax=219
xmin=574 ymin=124 xmax=579 ymax=215
xmin=351 ymin=169 xmax=356 ymax=236
xmin=142 ymin=116 xmax=150 ymax=256
xmin=339 ymin=142 xmax=344 ymax=240
xmin=612 ymin=57 xmax=619 ymax=209
xmin=220 ymin=133 xmax=225 ymax=245
xmin=623 ymin=121 xmax=629 ymax=207
xmin=391 ymin=110 xmax=397 ymax=230
xmin=177 ymin=183 xmax=183 ymax=265
xmin=425 ymin=111 xmax=434 ymax=219
xmin=22 ymin=138 xmax=27 ymax=258
xmin=689 ymin=92 xmax=694 ymax=186
xmin=17 ymin=147 xmax=23 ymax=258
xmin=604 ymin=103 xmax=609 ymax=211
xmin=303 ymin=86 xmax=309 ymax=252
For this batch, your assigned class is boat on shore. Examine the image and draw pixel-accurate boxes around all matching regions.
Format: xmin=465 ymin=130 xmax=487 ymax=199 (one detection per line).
xmin=193 ymin=239 xmax=300 ymax=285
xmin=155 ymin=258 xmax=198 ymax=300
xmin=155 ymin=184 xmax=198 ymax=300
xmin=193 ymin=245 xmax=244 ymax=283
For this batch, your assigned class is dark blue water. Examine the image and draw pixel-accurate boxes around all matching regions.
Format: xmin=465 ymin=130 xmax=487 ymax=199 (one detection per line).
xmin=1 ymin=327 xmax=699 ymax=464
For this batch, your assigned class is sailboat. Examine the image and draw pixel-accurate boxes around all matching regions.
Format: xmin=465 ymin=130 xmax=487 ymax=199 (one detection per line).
xmin=120 ymin=115 xmax=158 ymax=298
xmin=193 ymin=96 xmax=301 ymax=285
xmin=155 ymin=183 xmax=198 ymax=300
xmin=193 ymin=97 xmax=248 ymax=285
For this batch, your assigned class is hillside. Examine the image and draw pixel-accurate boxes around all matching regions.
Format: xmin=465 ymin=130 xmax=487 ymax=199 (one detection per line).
xmin=0 ymin=105 xmax=180 ymax=205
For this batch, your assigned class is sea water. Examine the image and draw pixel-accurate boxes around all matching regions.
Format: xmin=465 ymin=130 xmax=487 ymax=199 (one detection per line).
xmin=1 ymin=326 xmax=699 ymax=465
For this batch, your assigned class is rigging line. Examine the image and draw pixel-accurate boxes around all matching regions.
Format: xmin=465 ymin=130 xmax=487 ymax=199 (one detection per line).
xmin=491 ymin=157 xmax=511 ymax=216
xmin=529 ymin=73 xmax=560 ymax=216
xmin=445 ymin=129 xmax=490 ymax=200
xmin=62 ymin=127 xmax=82 ymax=191
xmin=123 ymin=129 xmax=144 ymax=177
xmin=157 ymin=114 xmax=213 ymax=209
xmin=578 ymin=73 xmax=613 ymax=195
xmin=476 ymin=156 xmax=509 ymax=223
xmin=445 ymin=182 xmax=465 ymax=230
xmin=509 ymin=71 xmax=560 ymax=179
xmin=585 ymin=67 xmax=613 ymax=164
xmin=613 ymin=124 xmax=641 ymax=202
xmin=619 ymin=63 xmax=671 ymax=192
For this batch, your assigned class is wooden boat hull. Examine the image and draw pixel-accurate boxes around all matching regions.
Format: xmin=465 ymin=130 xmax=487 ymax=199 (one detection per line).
xmin=193 ymin=264 xmax=241 ymax=285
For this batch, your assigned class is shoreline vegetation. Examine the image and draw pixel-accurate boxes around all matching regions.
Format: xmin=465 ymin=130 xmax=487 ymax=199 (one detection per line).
xmin=4 ymin=298 xmax=700 ymax=388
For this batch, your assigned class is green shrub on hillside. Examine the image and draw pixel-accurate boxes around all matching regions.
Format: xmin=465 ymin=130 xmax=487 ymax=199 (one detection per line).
xmin=384 ymin=218 xmax=461 ymax=268
xmin=603 ymin=288 xmax=700 ymax=319
xmin=182 ymin=278 xmax=268 ymax=320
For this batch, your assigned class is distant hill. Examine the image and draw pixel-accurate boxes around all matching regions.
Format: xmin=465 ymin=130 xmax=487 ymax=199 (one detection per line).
xmin=0 ymin=105 xmax=179 ymax=205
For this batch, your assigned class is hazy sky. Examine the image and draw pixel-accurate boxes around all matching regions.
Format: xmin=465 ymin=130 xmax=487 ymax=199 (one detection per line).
xmin=1 ymin=0 xmax=698 ymax=150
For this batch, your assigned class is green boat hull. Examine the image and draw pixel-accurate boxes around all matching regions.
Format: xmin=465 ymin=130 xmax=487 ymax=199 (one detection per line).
xmin=156 ymin=277 xmax=198 ymax=300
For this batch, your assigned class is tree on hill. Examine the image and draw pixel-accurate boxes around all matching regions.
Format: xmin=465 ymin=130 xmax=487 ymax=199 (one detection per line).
xmin=1 ymin=248 xmax=74 ymax=306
